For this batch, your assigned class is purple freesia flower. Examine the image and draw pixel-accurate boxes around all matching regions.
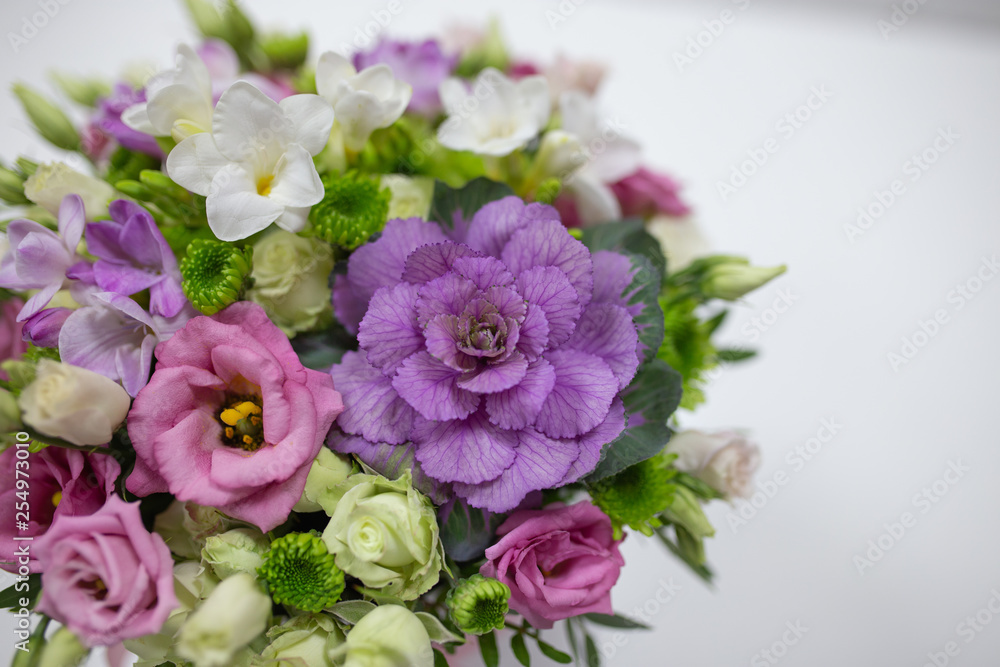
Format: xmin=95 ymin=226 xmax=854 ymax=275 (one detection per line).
xmin=0 ymin=194 xmax=85 ymax=321
xmin=21 ymin=307 xmax=73 ymax=348
xmin=59 ymin=292 xmax=194 ymax=396
xmin=85 ymin=200 xmax=186 ymax=318
xmin=354 ymin=39 xmax=457 ymax=115
xmin=330 ymin=197 xmax=640 ymax=512
xmin=93 ymin=83 xmax=163 ymax=157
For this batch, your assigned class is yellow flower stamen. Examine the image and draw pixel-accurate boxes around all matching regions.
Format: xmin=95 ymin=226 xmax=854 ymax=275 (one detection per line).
xmin=256 ymin=174 xmax=275 ymax=197
xmin=51 ymin=491 xmax=62 ymax=507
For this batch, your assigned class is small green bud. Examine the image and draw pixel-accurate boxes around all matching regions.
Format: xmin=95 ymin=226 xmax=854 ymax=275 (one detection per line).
xmin=455 ymin=19 xmax=509 ymax=78
xmin=202 ymin=527 xmax=271 ymax=579
xmin=534 ymin=177 xmax=562 ymax=205
xmin=259 ymin=531 xmax=346 ymax=612
xmin=260 ymin=31 xmax=309 ymax=70
xmin=180 ymin=239 xmax=253 ymax=315
xmin=446 ymin=574 xmax=510 ymax=635
xmin=0 ymin=166 xmax=29 ymax=206
xmin=50 ymin=72 xmax=111 ymax=108
xmin=114 ymin=179 xmax=154 ymax=201
xmin=661 ymin=485 xmax=715 ymax=539
xmin=0 ymin=388 xmax=21 ymax=433
xmin=700 ymin=258 xmax=786 ymax=301
xmin=12 ymin=83 xmax=80 ymax=151
xmin=37 ymin=627 xmax=87 ymax=667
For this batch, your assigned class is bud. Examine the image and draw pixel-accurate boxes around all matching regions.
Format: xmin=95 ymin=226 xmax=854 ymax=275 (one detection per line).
xmin=0 ymin=388 xmax=21 ymax=434
xmin=532 ymin=130 xmax=586 ymax=182
xmin=24 ymin=162 xmax=116 ymax=220
xmin=309 ymin=172 xmax=390 ymax=249
xmin=260 ymin=31 xmax=310 ymax=70
xmin=259 ymin=614 xmax=342 ymax=667
xmin=701 ymin=257 xmax=786 ymax=300
xmin=12 ymin=84 xmax=81 ymax=151
xmin=202 ymin=528 xmax=270 ymax=579
xmin=258 ymin=532 xmax=345 ymax=613
xmin=50 ymin=72 xmax=111 ymax=108
xmin=446 ymin=574 xmax=511 ymax=635
xmin=182 ymin=0 xmax=255 ymax=51
xmin=176 ymin=573 xmax=271 ymax=667
xmin=661 ymin=485 xmax=715 ymax=539
xmin=37 ymin=627 xmax=87 ymax=667
xmin=180 ymin=239 xmax=253 ymax=315
xmin=455 ymin=18 xmax=510 ymax=77
xmin=293 ymin=447 xmax=355 ymax=513
xmin=0 ymin=166 xmax=29 ymax=206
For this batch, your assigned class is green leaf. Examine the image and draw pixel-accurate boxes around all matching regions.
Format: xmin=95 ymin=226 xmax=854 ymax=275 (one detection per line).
xmin=538 ymin=640 xmax=573 ymax=664
xmin=479 ymin=631 xmax=499 ymax=667
xmin=511 ymin=633 xmax=531 ymax=666
xmin=328 ymin=600 xmax=376 ymax=625
xmin=565 ymin=618 xmax=581 ymax=664
xmin=429 ymin=177 xmax=513 ymax=231
xmin=656 ymin=527 xmax=714 ymax=584
xmin=583 ymin=612 xmax=651 ymax=630
xmin=587 ymin=360 xmax=683 ymax=481
xmin=440 ymin=498 xmax=505 ymax=562
xmin=716 ymin=347 xmax=757 ymax=363
xmin=416 ymin=612 xmax=465 ymax=644
xmin=618 ymin=251 xmax=665 ymax=366
xmin=434 ymin=649 xmax=451 ymax=667
xmin=578 ymin=218 xmax=666 ymax=282
xmin=0 ymin=574 xmax=40 ymax=610
xmin=584 ymin=632 xmax=601 ymax=667
xmin=674 ymin=471 xmax=725 ymax=501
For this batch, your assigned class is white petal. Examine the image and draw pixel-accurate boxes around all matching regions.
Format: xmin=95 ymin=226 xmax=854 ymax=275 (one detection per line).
xmin=278 ymin=94 xmax=335 ymax=156
xmin=559 ymin=90 xmax=597 ymax=140
xmin=586 ymin=133 xmax=642 ymax=183
xmin=165 ymin=133 xmax=229 ymax=196
xmin=569 ymin=175 xmax=621 ymax=226
xmin=353 ymin=64 xmax=397 ymax=99
xmin=205 ymin=168 xmax=284 ymax=241
xmin=212 ymin=81 xmax=289 ymax=165
xmin=275 ymin=206 xmax=310 ymax=234
xmin=121 ymin=103 xmax=155 ymax=135
xmin=175 ymin=44 xmax=212 ymax=100
xmin=146 ymin=82 xmax=212 ymax=137
xmin=316 ymin=51 xmax=357 ymax=104
xmin=516 ymin=75 xmax=551 ymax=128
xmin=334 ymin=92 xmax=387 ymax=152
xmin=267 ymin=144 xmax=324 ymax=207
xmin=438 ymin=78 xmax=468 ymax=116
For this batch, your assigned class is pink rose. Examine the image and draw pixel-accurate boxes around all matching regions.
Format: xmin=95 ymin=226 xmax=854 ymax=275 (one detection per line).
xmin=0 ymin=445 xmax=120 ymax=573
xmin=126 ymin=302 xmax=344 ymax=532
xmin=0 ymin=298 xmax=27 ymax=380
xmin=481 ymin=501 xmax=624 ymax=629
xmin=35 ymin=495 xmax=177 ymax=646
xmin=610 ymin=166 xmax=691 ymax=219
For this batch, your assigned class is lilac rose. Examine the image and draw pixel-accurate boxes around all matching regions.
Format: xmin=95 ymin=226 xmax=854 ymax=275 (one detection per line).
xmin=481 ymin=501 xmax=625 ymax=629
xmin=330 ymin=197 xmax=641 ymax=512
xmin=35 ymin=495 xmax=177 ymax=646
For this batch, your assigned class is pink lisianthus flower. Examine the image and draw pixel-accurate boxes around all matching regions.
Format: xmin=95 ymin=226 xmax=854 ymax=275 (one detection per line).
xmin=0 ymin=445 xmax=120 ymax=573
xmin=0 ymin=298 xmax=27 ymax=380
xmin=481 ymin=500 xmax=625 ymax=629
xmin=125 ymin=302 xmax=344 ymax=532
xmin=34 ymin=495 xmax=177 ymax=646
xmin=610 ymin=166 xmax=691 ymax=219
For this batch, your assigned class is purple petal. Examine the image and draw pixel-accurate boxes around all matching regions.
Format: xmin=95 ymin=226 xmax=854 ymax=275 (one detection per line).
xmin=515 ymin=265 xmax=581 ymax=347
xmin=483 ymin=285 xmax=526 ymax=322
xmin=93 ymin=262 xmax=161 ymax=296
xmin=591 ymin=250 xmax=640 ymax=315
xmin=453 ymin=427 xmax=577 ymax=513
xmin=116 ymin=331 xmax=157 ymax=396
xmin=534 ymin=350 xmax=617 ymax=438
xmin=484 ymin=358 xmax=556 ymax=430
xmin=21 ymin=307 xmax=73 ymax=347
xmin=346 ymin=217 xmax=448 ymax=304
xmin=451 ymin=255 xmax=514 ymax=290
xmin=12 ymin=232 xmax=70 ymax=287
xmin=84 ymin=222 xmax=127 ymax=262
xmin=424 ymin=314 xmax=476 ymax=372
xmin=392 ymin=351 xmax=480 ymax=421
xmin=465 ymin=197 xmax=561 ymax=259
xmin=117 ymin=212 xmax=164 ymax=268
xmin=516 ymin=304 xmax=549 ymax=361
xmin=563 ymin=303 xmax=639 ymax=391
xmin=329 ymin=433 xmax=449 ymax=504
xmin=57 ymin=194 xmax=86 ymax=249
xmin=412 ymin=409 xmax=517 ymax=484
xmin=149 ymin=276 xmax=187 ymax=318
xmin=559 ymin=397 xmax=626 ymax=484
xmin=332 ymin=274 xmax=369 ymax=335
xmin=400 ymin=242 xmax=481 ymax=284
xmin=357 ymin=283 xmax=424 ymax=376
xmin=502 ymin=219 xmax=594 ymax=309
xmin=58 ymin=304 xmax=145 ymax=385
xmin=329 ymin=350 xmax=415 ymax=445
xmin=415 ymin=273 xmax=480 ymax=326
xmin=457 ymin=352 xmax=529 ymax=394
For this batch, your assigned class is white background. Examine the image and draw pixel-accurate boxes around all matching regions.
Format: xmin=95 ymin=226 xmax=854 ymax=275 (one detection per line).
xmin=1 ymin=1 xmax=999 ymax=666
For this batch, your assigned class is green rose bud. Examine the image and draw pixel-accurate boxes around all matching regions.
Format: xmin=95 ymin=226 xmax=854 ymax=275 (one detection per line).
xmin=293 ymin=447 xmax=356 ymax=513
xmin=37 ymin=627 xmax=87 ymax=667
xmin=446 ymin=574 xmax=510 ymax=635
xmin=12 ymin=84 xmax=80 ymax=151
xmin=661 ymin=485 xmax=715 ymax=539
xmin=177 ymin=573 xmax=271 ymax=667
xmin=258 ymin=614 xmax=343 ymax=667
xmin=202 ymin=527 xmax=270 ymax=579
xmin=248 ymin=229 xmax=334 ymax=336
xmin=329 ymin=605 xmax=433 ymax=667
xmin=700 ymin=257 xmax=786 ymax=301
xmin=321 ymin=471 xmax=444 ymax=601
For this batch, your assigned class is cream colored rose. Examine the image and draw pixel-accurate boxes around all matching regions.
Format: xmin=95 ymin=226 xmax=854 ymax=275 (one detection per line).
xmin=248 ymin=230 xmax=334 ymax=336
xmin=23 ymin=162 xmax=115 ymax=220
xmin=259 ymin=614 xmax=343 ymax=667
xmin=177 ymin=573 xmax=271 ymax=667
xmin=19 ymin=360 xmax=130 ymax=446
xmin=382 ymin=174 xmax=434 ymax=220
xmin=293 ymin=447 xmax=356 ymax=513
xmin=666 ymin=430 xmax=761 ymax=499
xmin=646 ymin=215 xmax=711 ymax=272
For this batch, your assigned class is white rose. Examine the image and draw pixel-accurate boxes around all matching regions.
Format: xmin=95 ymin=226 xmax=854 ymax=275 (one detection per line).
xmin=330 ymin=605 xmax=433 ymax=667
xmin=666 ymin=430 xmax=761 ymax=499
xmin=647 ymin=215 xmax=711 ymax=272
xmin=248 ymin=230 xmax=334 ymax=336
xmin=293 ymin=447 xmax=355 ymax=513
xmin=19 ymin=360 xmax=130 ymax=446
xmin=23 ymin=162 xmax=115 ymax=220
xmin=177 ymin=572 xmax=271 ymax=667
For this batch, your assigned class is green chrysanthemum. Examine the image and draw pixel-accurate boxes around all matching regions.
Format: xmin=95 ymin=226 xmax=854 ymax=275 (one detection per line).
xmin=309 ymin=172 xmax=389 ymax=249
xmin=446 ymin=574 xmax=510 ymax=635
xmin=179 ymin=239 xmax=253 ymax=315
xmin=658 ymin=296 xmax=716 ymax=410
xmin=258 ymin=531 xmax=345 ymax=613
xmin=589 ymin=453 xmax=678 ymax=539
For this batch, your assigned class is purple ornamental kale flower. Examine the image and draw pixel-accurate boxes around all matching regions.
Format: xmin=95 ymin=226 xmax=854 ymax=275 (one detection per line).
xmin=0 ymin=194 xmax=85 ymax=322
xmin=85 ymin=200 xmax=186 ymax=318
xmin=329 ymin=197 xmax=641 ymax=512
xmin=354 ymin=39 xmax=458 ymax=115
xmin=93 ymin=83 xmax=164 ymax=157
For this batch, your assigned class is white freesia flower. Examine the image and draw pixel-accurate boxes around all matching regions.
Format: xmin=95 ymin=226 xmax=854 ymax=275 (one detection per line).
xmin=19 ymin=360 xmax=130 ymax=446
xmin=559 ymin=90 xmax=641 ymax=226
xmin=24 ymin=162 xmax=116 ymax=220
xmin=315 ymin=51 xmax=411 ymax=152
xmin=166 ymin=81 xmax=334 ymax=241
xmin=122 ymin=44 xmax=214 ymax=142
xmin=177 ymin=572 xmax=271 ymax=667
xmin=437 ymin=68 xmax=550 ymax=156
xmin=666 ymin=430 xmax=762 ymax=499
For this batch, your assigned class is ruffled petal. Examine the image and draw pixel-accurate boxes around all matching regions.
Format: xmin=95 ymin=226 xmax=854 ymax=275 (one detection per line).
xmin=563 ymin=303 xmax=639 ymax=391
xmin=392 ymin=351 xmax=480 ymax=421
xmin=502 ymin=218 xmax=593 ymax=309
xmin=400 ymin=241 xmax=481 ymax=284
xmin=414 ymin=272 xmax=480 ymax=326
xmin=346 ymin=217 xmax=448 ymax=305
xmin=329 ymin=351 xmax=415 ymax=446
xmin=484 ymin=358 xmax=556 ymax=430
xmin=515 ymin=265 xmax=581 ymax=347
xmin=457 ymin=352 xmax=528 ymax=394
xmin=534 ymin=350 xmax=617 ymax=438
xmin=412 ymin=409 xmax=517 ymax=484
xmin=451 ymin=255 xmax=515 ymax=290
xmin=559 ymin=397 xmax=626 ymax=484
xmin=357 ymin=283 xmax=424 ymax=376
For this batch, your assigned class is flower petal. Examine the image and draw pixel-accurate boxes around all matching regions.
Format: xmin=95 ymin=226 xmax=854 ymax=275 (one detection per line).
xmin=267 ymin=143 xmax=324 ymax=207
xmin=357 ymin=283 xmax=424 ymax=376
xmin=414 ymin=272 xmax=480 ymax=326
xmin=392 ymin=351 xmax=480 ymax=421
xmin=515 ymin=304 xmax=550 ymax=361
xmin=465 ymin=196 xmax=558 ymax=259
xmin=502 ymin=218 xmax=593 ymax=308
xmin=563 ymin=303 xmax=639 ymax=391
xmin=484 ymin=358 xmax=556 ymax=430
xmin=412 ymin=409 xmax=517 ymax=484
xmin=400 ymin=242 xmax=481 ymax=284
xmin=346 ymin=217 xmax=448 ymax=305
xmin=212 ymin=81 xmax=288 ymax=164
xmin=424 ymin=314 xmax=476 ymax=372
xmin=278 ymin=94 xmax=335 ymax=155
xmin=516 ymin=265 xmax=581 ymax=347
xmin=57 ymin=194 xmax=86 ymax=248
xmin=534 ymin=350 xmax=617 ymax=438
xmin=457 ymin=352 xmax=528 ymax=394
xmin=451 ymin=255 xmax=515 ymax=290
xmin=165 ymin=132 xmax=228 ymax=196
xmin=559 ymin=397 xmax=626 ymax=484
xmin=315 ymin=51 xmax=358 ymax=103
xmin=329 ymin=351 xmax=415 ymax=446
xmin=205 ymin=167 xmax=284 ymax=241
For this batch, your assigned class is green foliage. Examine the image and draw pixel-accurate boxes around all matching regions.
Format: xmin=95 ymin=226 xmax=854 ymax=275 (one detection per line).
xmin=657 ymin=295 xmax=716 ymax=410
xmin=105 ymin=147 xmax=160 ymax=186
xmin=589 ymin=452 xmax=678 ymax=538
xmin=429 ymin=177 xmax=514 ymax=231
xmin=440 ymin=498 xmax=507 ymax=562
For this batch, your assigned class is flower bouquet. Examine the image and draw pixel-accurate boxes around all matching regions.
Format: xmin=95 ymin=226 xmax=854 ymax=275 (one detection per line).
xmin=0 ymin=2 xmax=784 ymax=666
